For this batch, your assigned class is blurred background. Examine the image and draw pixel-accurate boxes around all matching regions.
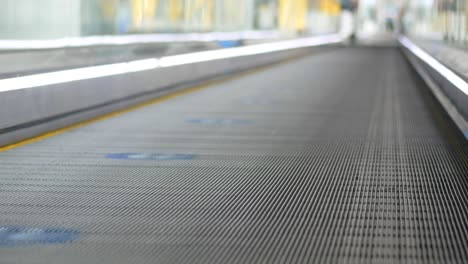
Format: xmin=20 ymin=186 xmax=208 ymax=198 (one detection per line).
xmin=0 ymin=0 xmax=467 ymax=78
xmin=0 ymin=0 xmax=465 ymax=45
xmin=0 ymin=0 xmax=333 ymax=38
xmin=1 ymin=3 xmax=468 ymax=263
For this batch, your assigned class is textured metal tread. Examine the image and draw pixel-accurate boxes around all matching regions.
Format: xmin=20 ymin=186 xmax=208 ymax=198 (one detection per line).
xmin=0 ymin=47 xmax=467 ymax=263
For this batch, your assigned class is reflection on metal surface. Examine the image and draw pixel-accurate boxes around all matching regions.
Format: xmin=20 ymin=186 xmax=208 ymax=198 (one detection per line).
xmin=399 ymin=36 xmax=468 ymax=96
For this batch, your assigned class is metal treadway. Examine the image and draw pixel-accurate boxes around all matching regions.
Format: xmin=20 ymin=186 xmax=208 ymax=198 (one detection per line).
xmin=0 ymin=47 xmax=467 ymax=263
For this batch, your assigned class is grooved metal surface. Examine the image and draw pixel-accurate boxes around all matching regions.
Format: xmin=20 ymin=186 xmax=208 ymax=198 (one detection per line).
xmin=0 ymin=48 xmax=467 ymax=264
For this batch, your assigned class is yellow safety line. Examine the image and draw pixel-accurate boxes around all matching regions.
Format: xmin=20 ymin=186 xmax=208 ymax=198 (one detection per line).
xmin=0 ymin=58 xmax=300 ymax=152
xmin=0 ymin=80 xmax=221 ymax=152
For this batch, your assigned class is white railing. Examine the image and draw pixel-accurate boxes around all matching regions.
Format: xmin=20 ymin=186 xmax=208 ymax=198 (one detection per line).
xmin=0 ymin=34 xmax=343 ymax=92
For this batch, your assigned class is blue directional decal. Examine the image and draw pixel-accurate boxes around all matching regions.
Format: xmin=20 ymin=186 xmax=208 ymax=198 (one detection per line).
xmin=0 ymin=226 xmax=79 ymax=247
xmin=464 ymin=131 xmax=468 ymax=139
xmin=106 ymin=153 xmax=196 ymax=161
xmin=186 ymin=118 xmax=253 ymax=125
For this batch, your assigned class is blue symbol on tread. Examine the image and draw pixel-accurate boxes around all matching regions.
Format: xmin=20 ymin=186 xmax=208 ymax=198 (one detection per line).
xmin=0 ymin=226 xmax=79 ymax=247
xmin=106 ymin=153 xmax=196 ymax=161
xmin=186 ymin=118 xmax=252 ymax=125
